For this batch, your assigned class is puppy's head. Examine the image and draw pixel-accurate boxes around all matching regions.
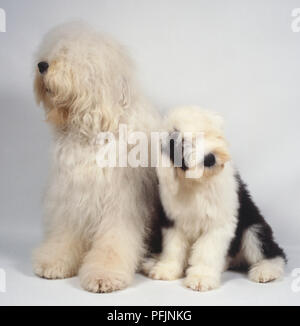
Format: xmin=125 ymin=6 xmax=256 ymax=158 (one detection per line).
xmin=34 ymin=22 xmax=133 ymax=135
xmin=162 ymin=106 xmax=230 ymax=183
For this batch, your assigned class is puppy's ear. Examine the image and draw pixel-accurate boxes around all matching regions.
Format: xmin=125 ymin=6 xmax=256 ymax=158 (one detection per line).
xmin=214 ymin=147 xmax=231 ymax=166
xmin=157 ymin=164 xmax=180 ymax=196
xmin=211 ymin=112 xmax=225 ymax=131
xmin=119 ymin=77 xmax=131 ymax=109
xmin=161 ymin=130 xmax=187 ymax=170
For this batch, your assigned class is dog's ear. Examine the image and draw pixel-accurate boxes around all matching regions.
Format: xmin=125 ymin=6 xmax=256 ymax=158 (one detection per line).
xmin=119 ymin=77 xmax=131 ymax=109
xmin=46 ymin=107 xmax=69 ymax=128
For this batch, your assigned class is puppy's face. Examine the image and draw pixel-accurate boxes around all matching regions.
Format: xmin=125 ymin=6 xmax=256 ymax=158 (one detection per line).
xmin=196 ymin=129 xmax=230 ymax=179
xmin=163 ymin=128 xmax=230 ymax=183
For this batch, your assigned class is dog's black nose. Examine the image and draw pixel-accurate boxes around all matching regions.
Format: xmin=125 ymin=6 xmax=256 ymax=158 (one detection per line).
xmin=204 ymin=153 xmax=216 ymax=167
xmin=38 ymin=61 xmax=49 ymax=74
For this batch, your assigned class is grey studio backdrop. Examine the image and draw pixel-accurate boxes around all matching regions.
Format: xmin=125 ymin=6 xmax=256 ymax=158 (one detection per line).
xmin=0 ymin=0 xmax=300 ymax=305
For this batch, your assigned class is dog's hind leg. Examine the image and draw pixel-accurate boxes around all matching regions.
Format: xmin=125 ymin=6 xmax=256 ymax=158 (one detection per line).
xmin=248 ymin=257 xmax=285 ymax=283
xmin=228 ymin=175 xmax=286 ymax=282
xmin=240 ymin=224 xmax=286 ymax=283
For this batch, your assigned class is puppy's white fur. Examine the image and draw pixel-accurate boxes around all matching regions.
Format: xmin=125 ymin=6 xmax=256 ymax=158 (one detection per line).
xmin=144 ymin=106 xmax=285 ymax=291
xmin=33 ymin=23 xmax=161 ymax=293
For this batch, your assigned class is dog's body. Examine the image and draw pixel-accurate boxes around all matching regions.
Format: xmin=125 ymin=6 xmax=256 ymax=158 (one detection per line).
xmin=143 ymin=107 xmax=286 ymax=291
xmin=33 ymin=23 xmax=161 ymax=293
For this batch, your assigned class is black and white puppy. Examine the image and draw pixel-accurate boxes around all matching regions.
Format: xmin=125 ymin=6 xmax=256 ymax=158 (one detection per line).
xmin=144 ymin=106 xmax=286 ymax=291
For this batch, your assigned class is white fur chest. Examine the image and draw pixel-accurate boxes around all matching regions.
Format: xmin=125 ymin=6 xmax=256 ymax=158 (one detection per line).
xmin=45 ymin=134 xmax=116 ymax=230
xmin=161 ymin=186 xmax=216 ymax=242
xmin=159 ymin=165 xmax=239 ymax=243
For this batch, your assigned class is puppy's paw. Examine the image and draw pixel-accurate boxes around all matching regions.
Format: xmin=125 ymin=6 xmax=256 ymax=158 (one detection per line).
xmin=147 ymin=261 xmax=183 ymax=281
xmin=79 ymin=265 xmax=131 ymax=293
xmin=140 ymin=258 xmax=157 ymax=275
xmin=184 ymin=274 xmax=220 ymax=292
xmin=249 ymin=259 xmax=284 ymax=283
xmin=33 ymin=259 xmax=77 ymax=279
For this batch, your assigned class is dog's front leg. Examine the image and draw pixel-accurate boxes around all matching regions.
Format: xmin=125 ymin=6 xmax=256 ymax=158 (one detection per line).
xmin=184 ymin=225 xmax=233 ymax=291
xmin=33 ymin=230 xmax=85 ymax=279
xmin=145 ymin=227 xmax=188 ymax=280
xmin=79 ymin=223 xmax=143 ymax=293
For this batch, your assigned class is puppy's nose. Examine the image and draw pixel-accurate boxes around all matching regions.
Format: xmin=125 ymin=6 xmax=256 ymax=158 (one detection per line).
xmin=38 ymin=61 xmax=49 ymax=74
xmin=204 ymin=153 xmax=216 ymax=167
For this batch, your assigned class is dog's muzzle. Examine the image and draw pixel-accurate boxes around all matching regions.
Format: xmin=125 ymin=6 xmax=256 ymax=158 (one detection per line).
xmin=38 ymin=61 xmax=49 ymax=74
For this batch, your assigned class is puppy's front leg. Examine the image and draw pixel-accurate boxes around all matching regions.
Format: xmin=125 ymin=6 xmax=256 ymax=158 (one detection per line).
xmin=147 ymin=228 xmax=188 ymax=281
xmin=79 ymin=225 xmax=143 ymax=293
xmin=184 ymin=226 xmax=233 ymax=291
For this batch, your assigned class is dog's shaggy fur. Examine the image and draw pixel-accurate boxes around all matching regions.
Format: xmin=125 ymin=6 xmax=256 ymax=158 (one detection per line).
xmin=143 ymin=106 xmax=286 ymax=291
xmin=33 ymin=23 xmax=161 ymax=293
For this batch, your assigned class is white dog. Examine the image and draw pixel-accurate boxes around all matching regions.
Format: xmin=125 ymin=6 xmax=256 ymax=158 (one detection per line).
xmin=143 ymin=107 xmax=286 ymax=291
xmin=33 ymin=23 xmax=161 ymax=293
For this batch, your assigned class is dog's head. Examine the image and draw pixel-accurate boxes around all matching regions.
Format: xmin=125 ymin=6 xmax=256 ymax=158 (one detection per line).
xmin=161 ymin=106 xmax=230 ymax=183
xmin=34 ymin=22 xmax=133 ymax=135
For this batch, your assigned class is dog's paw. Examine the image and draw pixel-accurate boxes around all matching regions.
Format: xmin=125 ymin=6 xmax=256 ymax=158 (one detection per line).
xmin=33 ymin=259 xmax=77 ymax=279
xmin=79 ymin=266 xmax=131 ymax=293
xmin=140 ymin=258 xmax=157 ymax=275
xmin=33 ymin=243 xmax=81 ymax=280
xmin=147 ymin=261 xmax=183 ymax=281
xmin=249 ymin=259 xmax=284 ymax=283
xmin=184 ymin=274 xmax=220 ymax=292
